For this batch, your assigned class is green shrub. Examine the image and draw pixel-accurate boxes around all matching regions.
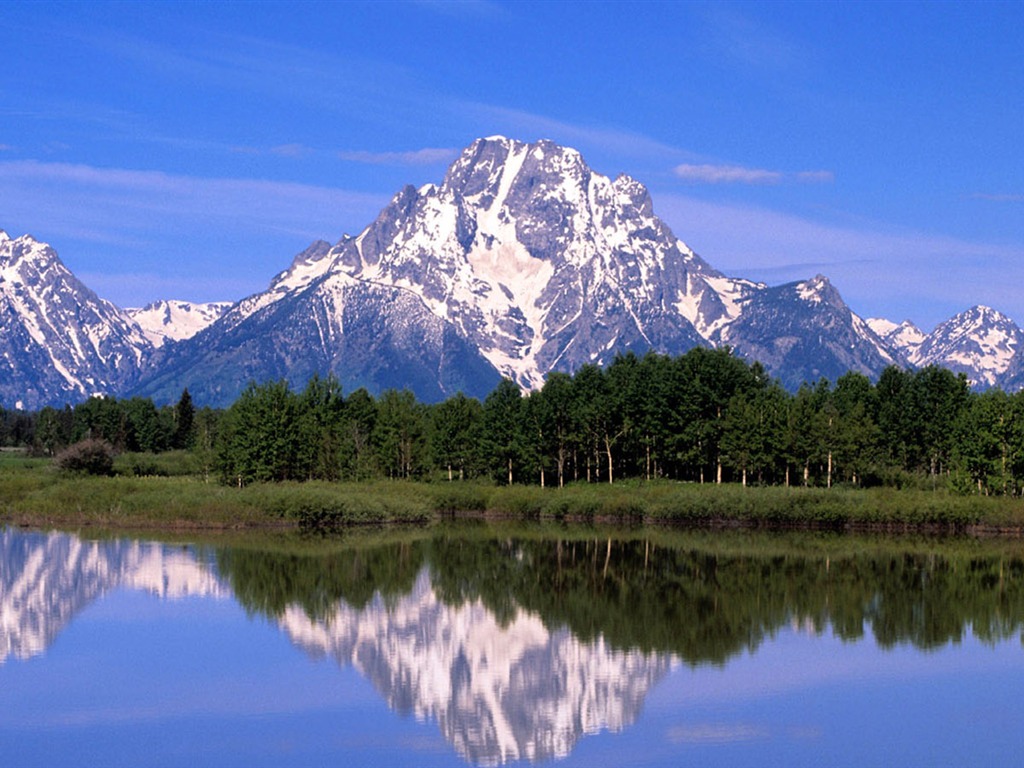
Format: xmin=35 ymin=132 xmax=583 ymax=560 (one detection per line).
xmin=54 ymin=439 xmax=115 ymax=476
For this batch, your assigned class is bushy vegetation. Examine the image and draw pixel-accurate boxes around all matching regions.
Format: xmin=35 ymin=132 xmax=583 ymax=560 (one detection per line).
xmin=7 ymin=348 xmax=1024 ymax=530
xmin=54 ymin=438 xmax=115 ymax=476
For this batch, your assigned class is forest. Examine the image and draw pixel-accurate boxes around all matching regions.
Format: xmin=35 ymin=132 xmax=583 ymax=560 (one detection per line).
xmin=4 ymin=347 xmax=1024 ymax=496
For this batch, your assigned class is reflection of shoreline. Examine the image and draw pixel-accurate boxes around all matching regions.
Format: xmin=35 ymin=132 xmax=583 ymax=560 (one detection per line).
xmin=280 ymin=569 xmax=672 ymax=765
xmin=0 ymin=529 xmax=225 ymax=663
xmin=0 ymin=530 xmax=672 ymax=766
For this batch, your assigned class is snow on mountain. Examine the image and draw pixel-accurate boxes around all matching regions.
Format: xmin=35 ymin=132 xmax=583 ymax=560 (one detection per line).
xmin=328 ymin=136 xmax=747 ymax=389
xmin=280 ymin=568 xmax=671 ymax=765
xmin=0 ymin=529 xmax=225 ymax=664
xmin=716 ymin=274 xmax=896 ymax=390
xmin=0 ymin=230 xmax=152 ymax=409
xmin=911 ymin=305 xmax=1024 ymax=388
xmin=867 ymin=317 xmax=926 ymax=363
xmin=126 ymin=299 xmax=232 ymax=348
xmin=2 ymin=528 xmax=670 ymax=764
xmin=9 ymin=137 xmax=1024 ymax=407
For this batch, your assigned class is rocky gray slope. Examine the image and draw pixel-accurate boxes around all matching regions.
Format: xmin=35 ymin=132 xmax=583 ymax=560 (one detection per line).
xmin=0 ymin=230 xmax=151 ymax=410
xmin=6 ymin=137 xmax=1024 ymax=407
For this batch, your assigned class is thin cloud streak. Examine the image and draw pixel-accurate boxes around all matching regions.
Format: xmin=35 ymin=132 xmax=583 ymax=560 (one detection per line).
xmin=674 ymin=163 xmax=833 ymax=185
xmin=674 ymin=163 xmax=783 ymax=185
xmin=337 ymin=147 xmax=459 ymax=166
xmin=654 ymin=191 xmax=1024 ymax=329
xmin=970 ymin=193 xmax=1024 ymax=203
xmin=0 ymin=159 xmax=386 ymax=230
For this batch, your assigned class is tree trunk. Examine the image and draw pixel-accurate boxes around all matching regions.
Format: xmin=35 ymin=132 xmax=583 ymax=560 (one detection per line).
xmin=827 ymin=450 xmax=833 ymax=489
xmin=508 ymin=457 xmax=513 ymax=486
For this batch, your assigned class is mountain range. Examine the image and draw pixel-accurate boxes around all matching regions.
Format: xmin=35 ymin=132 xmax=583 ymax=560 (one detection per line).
xmin=2 ymin=136 xmax=1021 ymax=409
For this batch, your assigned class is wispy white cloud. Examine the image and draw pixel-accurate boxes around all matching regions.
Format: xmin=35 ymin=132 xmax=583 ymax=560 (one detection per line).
xmin=673 ymin=163 xmax=833 ymax=185
xmin=674 ymin=163 xmax=783 ymax=185
xmin=0 ymin=159 xmax=384 ymax=230
xmin=0 ymin=159 xmax=389 ymax=305
xmin=653 ymin=191 xmax=1024 ymax=329
xmin=269 ymin=143 xmax=312 ymax=158
xmin=459 ymin=102 xmax=698 ymax=164
xmin=337 ymin=147 xmax=459 ymax=166
xmin=970 ymin=193 xmax=1024 ymax=203
xmin=666 ymin=723 xmax=770 ymax=745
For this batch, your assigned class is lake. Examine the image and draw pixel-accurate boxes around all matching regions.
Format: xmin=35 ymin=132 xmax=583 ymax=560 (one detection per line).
xmin=3 ymin=524 xmax=1024 ymax=766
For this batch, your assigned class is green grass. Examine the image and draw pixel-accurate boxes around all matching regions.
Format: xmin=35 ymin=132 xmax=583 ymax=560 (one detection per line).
xmin=3 ymin=456 xmax=1024 ymax=534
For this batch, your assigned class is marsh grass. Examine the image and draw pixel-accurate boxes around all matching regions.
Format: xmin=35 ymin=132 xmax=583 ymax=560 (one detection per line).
xmin=3 ymin=458 xmax=1024 ymax=534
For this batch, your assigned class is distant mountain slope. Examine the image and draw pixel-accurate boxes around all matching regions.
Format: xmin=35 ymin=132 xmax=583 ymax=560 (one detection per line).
xmin=126 ymin=299 xmax=232 ymax=348
xmin=130 ymin=138 xmax=887 ymax=404
xmin=716 ymin=275 xmax=895 ymax=390
xmin=0 ymin=230 xmax=151 ymax=409
xmin=7 ymin=138 xmax=1024 ymax=408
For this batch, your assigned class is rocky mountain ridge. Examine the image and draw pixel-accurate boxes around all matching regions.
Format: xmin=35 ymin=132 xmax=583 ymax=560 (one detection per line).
xmin=3 ymin=136 xmax=1022 ymax=408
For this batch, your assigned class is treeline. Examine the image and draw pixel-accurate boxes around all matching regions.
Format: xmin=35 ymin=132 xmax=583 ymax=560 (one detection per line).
xmin=1 ymin=389 xmax=200 ymax=456
xmin=7 ymin=347 xmax=1024 ymax=494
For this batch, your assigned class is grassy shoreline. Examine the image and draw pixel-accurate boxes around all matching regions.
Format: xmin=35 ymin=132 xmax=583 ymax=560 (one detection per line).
xmin=4 ymin=456 xmax=1024 ymax=536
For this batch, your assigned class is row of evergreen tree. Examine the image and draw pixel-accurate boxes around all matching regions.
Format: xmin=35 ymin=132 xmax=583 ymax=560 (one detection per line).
xmin=5 ymin=347 xmax=1024 ymax=494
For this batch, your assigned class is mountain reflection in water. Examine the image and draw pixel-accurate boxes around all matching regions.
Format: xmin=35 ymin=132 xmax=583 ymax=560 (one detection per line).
xmin=4 ymin=526 xmax=1024 ymax=765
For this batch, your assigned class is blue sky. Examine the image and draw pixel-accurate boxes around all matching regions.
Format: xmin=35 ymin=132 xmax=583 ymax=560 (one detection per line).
xmin=2 ymin=0 xmax=1022 ymax=331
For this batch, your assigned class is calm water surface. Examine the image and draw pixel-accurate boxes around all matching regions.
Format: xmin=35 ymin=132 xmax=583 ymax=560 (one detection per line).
xmin=3 ymin=525 xmax=1024 ymax=766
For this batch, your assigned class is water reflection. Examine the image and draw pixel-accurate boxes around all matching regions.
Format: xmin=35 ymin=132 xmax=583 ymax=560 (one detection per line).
xmin=3 ymin=526 xmax=1024 ymax=765
xmin=0 ymin=529 xmax=224 ymax=662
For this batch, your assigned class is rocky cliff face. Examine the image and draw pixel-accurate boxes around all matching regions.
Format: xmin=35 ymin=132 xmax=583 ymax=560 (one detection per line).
xmin=7 ymin=137 xmax=1024 ymax=408
xmin=0 ymin=231 xmax=151 ymax=409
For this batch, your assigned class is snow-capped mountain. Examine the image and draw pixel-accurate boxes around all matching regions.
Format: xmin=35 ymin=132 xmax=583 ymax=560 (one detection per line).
xmin=132 ymin=137 xmax=882 ymax=405
xmin=910 ymin=306 xmax=1023 ymax=388
xmin=716 ymin=274 xmax=896 ymax=390
xmin=134 ymin=137 xmax=758 ymax=405
xmin=0 ymin=230 xmax=152 ymax=410
xmin=866 ymin=317 xmax=926 ymax=365
xmin=126 ymin=299 xmax=232 ymax=348
xmin=282 ymin=569 xmax=671 ymax=765
xmin=7 ymin=137 xmax=1024 ymax=407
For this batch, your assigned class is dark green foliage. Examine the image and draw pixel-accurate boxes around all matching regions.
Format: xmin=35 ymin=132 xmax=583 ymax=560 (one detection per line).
xmin=172 ymin=388 xmax=195 ymax=450
xmin=481 ymin=378 xmax=526 ymax=484
xmin=11 ymin=346 xmax=1024 ymax=499
xmin=213 ymin=528 xmax=1024 ymax=663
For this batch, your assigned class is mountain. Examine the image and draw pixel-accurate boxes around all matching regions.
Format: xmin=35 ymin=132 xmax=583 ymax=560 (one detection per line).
xmin=913 ymin=306 xmax=1023 ymax=388
xmin=7 ymin=137 xmax=1024 ymax=407
xmin=866 ymin=317 xmax=925 ymax=364
xmin=135 ymin=137 xmax=752 ymax=405
xmin=0 ymin=230 xmax=151 ymax=410
xmin=132 ymin=137 xmax=877 ymax=405
xmin=133 ymin=240 xmax=505 ymax=405
xmin=125 ymin=299 xmax=232 ymax=348
xmin=715 ymin=274 xmax=896 ymax=390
